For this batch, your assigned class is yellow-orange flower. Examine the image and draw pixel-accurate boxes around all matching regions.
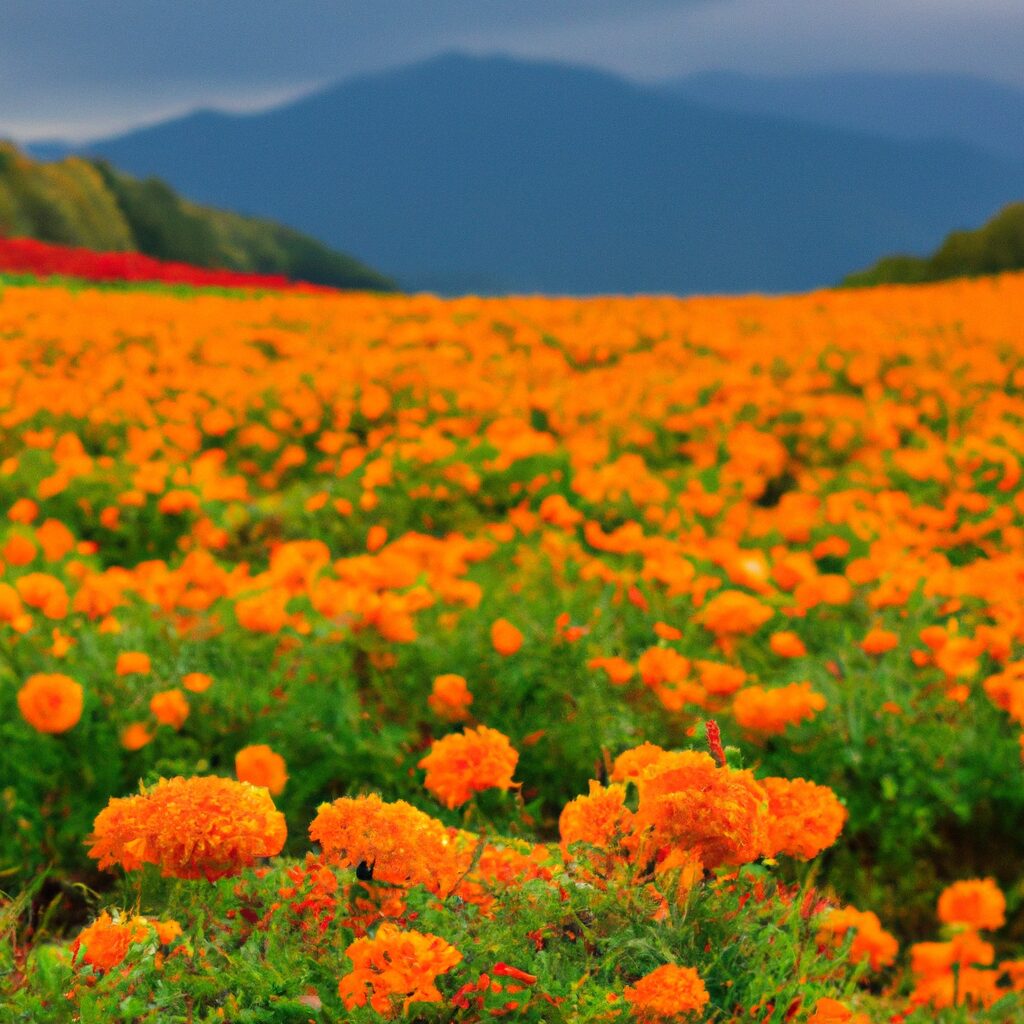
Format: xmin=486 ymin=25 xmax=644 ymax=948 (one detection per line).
xmin=490 ymin=617 xmax=524 ymax=655
xmin=697 ymin=590 xmax=774 ymax=638
xmin=88 ymin=775 xmax=286 ymax=880
xmin=623 ymin=964 xmax=709 ymax=1022
xmin=732 ymin=682 xmax=825 ymax=735
xmin=182 ymin=671 xmax=213 ymax=693
xmin=337 ymin=923 xmax=462 ymax=1016
xmin=418 ymin=725 xmax=519 ymax=808
xmin=150 ymin=688 xmax=189 ymax=730
xmin=72 ymin=912 xmax=151 ymax=973
xmin=937 ymin=878 xmax=1006 ymax=932
xmin=820 ymin=906 xmax=899 ymax=970
xmin=116 ymin=651 xmax=151 ymax=676
xmin=761 ymin=776 xmax=847 ymax=860
xmin=17 ymin=672 xmax=83 ymax=734
xmin=235 ymin=743 xmax=288 ymax=795
xmin=428 ymin=673 xmax=473 ymax=721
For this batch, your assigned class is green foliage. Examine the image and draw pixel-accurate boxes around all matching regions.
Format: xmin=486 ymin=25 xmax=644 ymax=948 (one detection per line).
xmin=843 ymin=202 xmax=1024 ymax=287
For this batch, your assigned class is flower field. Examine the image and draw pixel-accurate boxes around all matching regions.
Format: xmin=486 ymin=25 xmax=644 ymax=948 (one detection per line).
xmin=3 ymin=270 xmax=1024 ymax=1021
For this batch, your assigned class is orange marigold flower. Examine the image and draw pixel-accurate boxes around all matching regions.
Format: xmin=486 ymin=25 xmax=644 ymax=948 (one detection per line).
xmin=150 ymin=688 xmax=189 ymax=730
xmin=732 ymin=682 xmax=825 ymax=735
xmin=88 ymin=776 xmax=286 ymax=881
xmin=820 ymin=906 xmax=899 ymax=970
xmin=310 ymin=794 xmax=462 ymax=895
xmin=559 ymin=781 xmax=633 ymax=854
xmin=860 ymin=628 xmax=899 ymax=656
xmin=623 ymin=964 xmax=709 ymax=1022
xmin=807 ymin=997 xmax=871 ymax=1023
xmin=937 ymin=878 xmax=1006 ymax=932
xmin=17 ymin=672 xmax=83 ymax=733
xmin=338 ymin=923 xmax=462 ymax=1016
xmin=761 ymin=776 xmax=847 ymax=860
xmin=153 ymin=919 xmax=183 ymax=945
xmin=697 ymin=590 xmax=774 ymax=637
xmin=428 ymin=673 xmax=473 ymax=722
xmin=116 ymin=651 xmax=151 ymax=676
xmin=120 ymin=722 xmax=154 ymax=751
xmin=490 ymin=617 xmax=524 ymax=655
xmin=182 ymin=671 xmax=213 ymax=693
xmin=7 ymin=498 xmax=38 ymax=524
xmin=72 ymin=912 xmax=150 ymax=973
xmin=418 ymin=725 xmax=519 ymax=809
xmin=235 ymin=743 xmax=288 ymax=795
xmin=587 ymin=655 xmax=635 ymax=686
xmin=769 ymin=630 xmax=807 ymax=658
xmin=634 ymin=755 xmax=768 ymax=869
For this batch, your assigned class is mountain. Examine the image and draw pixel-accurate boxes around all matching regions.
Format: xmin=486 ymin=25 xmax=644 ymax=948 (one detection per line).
xmin=661 ymin=71 xmax=1024 ymax=163
xmin=68 ymin=53 xmax=1024 ymax=296
xmin=843 ymin=202 xmax=1024 ymax=287
xmin=0 ymin=141 xmax=394 ymax=290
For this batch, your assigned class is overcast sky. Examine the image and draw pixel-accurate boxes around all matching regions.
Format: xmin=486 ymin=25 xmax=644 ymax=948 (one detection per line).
xmin=3 ymin=0 xmax=1023 ymax=141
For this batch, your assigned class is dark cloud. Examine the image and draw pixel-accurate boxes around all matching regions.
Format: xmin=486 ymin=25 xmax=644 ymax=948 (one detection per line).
xmin=2 ymin=0 xmax=1020 ymax=139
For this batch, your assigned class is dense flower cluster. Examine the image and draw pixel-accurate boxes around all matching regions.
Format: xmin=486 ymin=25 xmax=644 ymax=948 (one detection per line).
xmin=88 ymin=776 xmax=286 ymax=880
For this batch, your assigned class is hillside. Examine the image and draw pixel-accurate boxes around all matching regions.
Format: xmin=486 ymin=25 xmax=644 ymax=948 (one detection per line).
xmin=842 ymin=202 xmax=1024 ymax=287
xmin=0 ymin=141 xmax=394 ymax=290
xmin=67 ymin=53 xmax=1024 ymax=296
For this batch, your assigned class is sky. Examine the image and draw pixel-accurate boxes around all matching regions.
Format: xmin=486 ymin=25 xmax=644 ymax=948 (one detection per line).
xmin=3 ymin=0 xmax=1023 ymax=141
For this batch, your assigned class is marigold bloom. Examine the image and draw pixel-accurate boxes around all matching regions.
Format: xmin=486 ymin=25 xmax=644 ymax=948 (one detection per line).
xmin=697 ymin=589 xmax=774 ymax=637
xmin=338 ymin=923 xmax=462 ymax=1016
xmin=623 ymin=964 xmax=709 ymax=1022
xmin=235 ymin=743 xmax=288 ymax=795
xmin=860 ymin=628 xmax=899 ymax=655
xmin=634 ymin=755 xmax=768 ymax=869
xmin=418 ymin=725 xmax=519 ymax=808
xmin=937 ymin=878 xmax=1006 ymax=932
xmin=769 ymin=630 xmax=807 ymax=658
xmin=116 ymin=651 xmax=151 ymax=676
xmin=820 ymin=906 xmax=899 ymax=970
xmin=89 ymin=776 xmax=286 ymax=880
xmin=587 ymin=655 xmax=635 ymax=686
xmin=559 ymin=781 xmax=633 ymax=854
xmin=732 ymin=682 xmax=826 ymax=735
xmin=17 ymin=672 xmax=83 ymax=733
xmin=761 ymin=776 xmax=847 ymax=859
xmin=150 ymin=688 xmax=189 ymax=730
xmin=120 ymin=722 xmax=154 ymax=750
xmin=310 ymin=794 xmax=462 ymax=894
xmin=428 ymin=673 xmax=473 ymax=721
xmin=807 ymin=998 xmax=870 ymax=1024
xmin=72 ymin=912 xmax=151 ymax=973
xmin=182 ymin=671 xmax=213 ymax=693
xmin=490 ymin=617 xmax=523 ymax=655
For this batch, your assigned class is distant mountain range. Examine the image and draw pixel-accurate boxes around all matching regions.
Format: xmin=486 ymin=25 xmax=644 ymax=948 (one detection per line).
xmin=36 ymin=54 xmax=1024 ymax=295
xmin=0 ymin=141 xmax=393 ymax=290
xmin=661 ymin=71 xmax=1024 ymax=163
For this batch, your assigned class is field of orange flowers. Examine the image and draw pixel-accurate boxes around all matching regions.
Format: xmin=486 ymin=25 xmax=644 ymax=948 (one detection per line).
xmin=3 ymin=272 xmax=1024 ymax=1021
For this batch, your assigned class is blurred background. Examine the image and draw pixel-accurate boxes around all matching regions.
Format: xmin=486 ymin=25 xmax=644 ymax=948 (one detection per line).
xmin=2 ymin=0 xmax=1022 ymax=295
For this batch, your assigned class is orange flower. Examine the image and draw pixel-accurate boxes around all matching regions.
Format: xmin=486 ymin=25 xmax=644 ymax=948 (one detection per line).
xmin=820 ymin=906 xmax=899 ymax=970
xmin=72 ymin=912 xmax=150 ymax=973
xmin=116 ymin=651 xmax=151 ymax=676
xmin=732 ymin=682 xmax=826 ymax=735
xmin=419 ymin=725 xmax=519 ymax=809
xmin=937 ymin=878 xmax=1006 ymax=932
xmin=428 ymin=673 xmax=473 ymax=721
xmin=309 ymin=793 xmax=462 ymax=895
xmin=17 ymin=673 xmax=83 ymax=733
xmin=150 ymin=688 xmax=189 ymax=730
xmin=587 ymin=656 xmax=635 ymax=686
xmin=761 ymin=776 xmax=847 ymax=859
xmin=860 ymin=628 xmax=899 ymax=655
xmin=697 ymin=590 xmax=774 ymax=638
xmin=120 ymin=722 xmax=154 ymax=751
xmin=235 ymin=744 xmax=288 ymax=795
xmin=806 ymin=998 xmax=870 ymax=1024
xmin=89 ymin=776 xmax=286 ymax=880
xmin=623 ymin=964 xmax=709 ymax=1022
xmin=559 ymin=781 xmax=633 ymax=855
xmin=769 ymin=630 xmax=807 ymax=658
xmin=337 ymin=923 xmax=462 ymax=1016
xmin=490 ymin=617 xmax=524 ymax=655
xmin=182 ymin=671 xmax=213 ymax=693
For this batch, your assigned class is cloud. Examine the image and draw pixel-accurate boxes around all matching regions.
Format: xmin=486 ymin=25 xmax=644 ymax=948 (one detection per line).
xmin=1 ymin=0 xmax=1020 ymax=140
